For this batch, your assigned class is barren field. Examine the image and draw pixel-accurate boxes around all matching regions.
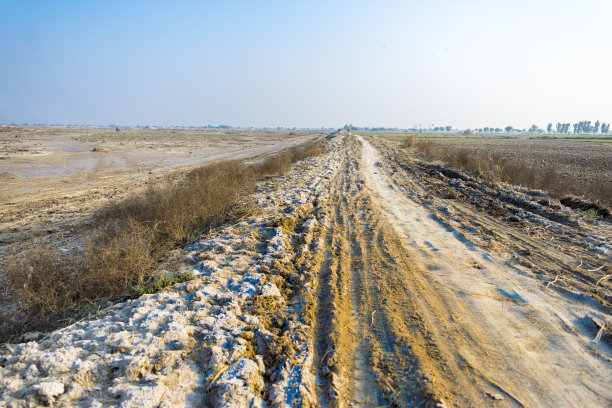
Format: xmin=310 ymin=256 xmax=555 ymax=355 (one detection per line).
xmin=0 ymin=126 xmax=321 ymax=257
xmin=1 ymin=132 xmax=611 ymax=407
xmin=435 ymin=137 xmax=612 ymax=185
xmin=367 ymin=132 xmax=612 ymax=186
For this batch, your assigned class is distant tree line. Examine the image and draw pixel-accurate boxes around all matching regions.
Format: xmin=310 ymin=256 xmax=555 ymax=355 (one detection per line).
xmin=343 ymin=124 xmax=454 ymax=132
xmin=503 ymin=121 xmax=610 ymax=134
xmin=569 ymin=120 xmax=610 ymax=134
xmin=432 ymin=126 xmax=453 ymax=132
xmin=554 ymin=123 xmax=572 ymax=134
xmin=546 ymin=121 xmax=610 ymax=134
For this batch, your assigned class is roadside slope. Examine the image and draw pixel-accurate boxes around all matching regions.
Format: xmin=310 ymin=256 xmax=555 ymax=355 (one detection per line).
xmin=0 ymin=138 xmax=339 ymax=407
xmin=357 ymin=134 xmax=612 ymax=407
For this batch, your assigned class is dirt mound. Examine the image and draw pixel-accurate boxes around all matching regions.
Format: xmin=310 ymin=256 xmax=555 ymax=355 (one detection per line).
xmin=561 ymin=196 xmax=611 ymax=219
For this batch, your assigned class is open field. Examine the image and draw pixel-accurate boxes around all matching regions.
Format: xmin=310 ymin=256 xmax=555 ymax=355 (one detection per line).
xmin=0 ymin=126 xmax=322 ymax=258
xmin=365 ymin=131 xmax=612 ymax=187
xmin=431 ymin=137 xmax=612 ymax=187
xmin=0 ymin=126 xmax=319 ymax=203
xmin=1 ymin=132 xmax=611 ymax=407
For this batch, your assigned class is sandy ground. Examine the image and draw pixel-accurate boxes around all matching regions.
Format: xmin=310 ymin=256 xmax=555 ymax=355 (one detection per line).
xmin=0 ymin=127 xmax=321 ymax=257
xmin=0 ymin=140 xmax=340 ymax=407
xmin=358 ymin=135 xmax=612 ymax=406
xmin=1 ymin=132 xmax=611 ymax=407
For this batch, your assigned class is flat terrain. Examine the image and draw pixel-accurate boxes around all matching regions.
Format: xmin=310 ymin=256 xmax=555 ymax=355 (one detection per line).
xmin=366 ymin=131 xmax=612 ymax=185
xmin=1 ymin=132 xmax=611 ymax=407
xmin=0 ymin=126 xmax=321 ymax=256
xmin=435 ymin=137 xmax=612 ymax=185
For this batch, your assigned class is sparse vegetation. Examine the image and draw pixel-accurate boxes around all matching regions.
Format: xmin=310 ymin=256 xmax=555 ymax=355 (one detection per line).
xmin=401 ymin=136 xmax=612 ymax=208
xmin=0 ymin=138 xmax=327 ymax=341
xmin=137 ymin=270 xmax=196 ymax=295
xmin=584 ymin=208 xmax=601 ymax=220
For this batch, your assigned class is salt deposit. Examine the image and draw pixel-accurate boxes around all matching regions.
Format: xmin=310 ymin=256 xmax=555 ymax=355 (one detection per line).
xmin=0 ymin=136 xmax=342 ymax=407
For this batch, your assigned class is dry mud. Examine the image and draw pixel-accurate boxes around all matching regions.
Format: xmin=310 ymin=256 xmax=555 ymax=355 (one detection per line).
xmin=1 ymin=133 xmax=611 ymax=407
xmin=0 ymin=127 xmax=319 ymax=258
xmin=438 ymin=137 xmax=612 ymax=185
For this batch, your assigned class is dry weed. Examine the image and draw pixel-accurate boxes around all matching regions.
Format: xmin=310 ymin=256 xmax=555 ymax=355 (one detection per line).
xmin=402 ymin=137 xmax=611 ymax=207
xmin=0 ymin=138 xmax=328 ymax=341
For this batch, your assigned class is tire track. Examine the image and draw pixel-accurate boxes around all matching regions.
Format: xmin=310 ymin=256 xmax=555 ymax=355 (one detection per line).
xmin=356 ymin=134 xmax=612 ymax=407
xmin=310 ymin=135 xmax=443 ymax=407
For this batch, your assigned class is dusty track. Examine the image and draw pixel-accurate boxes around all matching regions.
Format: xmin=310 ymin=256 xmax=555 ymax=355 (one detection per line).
xmin=307 ymin=134 xmax=611 ymax=407
xmin=307 ymin=136 xmax=445 ymax=407
xmin=1 ymin=132 xmax=610 ymax=407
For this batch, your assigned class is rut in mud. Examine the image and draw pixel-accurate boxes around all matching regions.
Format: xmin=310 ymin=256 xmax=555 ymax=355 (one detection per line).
xmin=307 ymin=136 xmax=443 ymax=407
xmin=306 ymin=134 xmax=611 ymax=407
xmin=1 ymin=132 xmax=610 ymax=407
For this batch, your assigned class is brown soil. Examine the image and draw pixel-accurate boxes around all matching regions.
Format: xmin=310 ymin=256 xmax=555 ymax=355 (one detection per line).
xmin=2 ymin=130 xmax=611 ymax=407
xmin=445 ymin=138 xmax=612 ymax=185
xmin=292 ymin=134 xmax=612 ymax=407
xmin=0 ymin=127 xmax=321 ymax=258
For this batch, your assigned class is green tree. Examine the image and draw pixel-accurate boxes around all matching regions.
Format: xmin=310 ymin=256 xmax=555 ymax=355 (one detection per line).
xmin=594 ymin=120 xmax=601 ymax=134
xmin=547 ymin=123 xmax=553 ymax=133
xmin=445 ymin=125 xmax=452 ymax=131
xmin=505 ymin=126 xmax=513 ymax=132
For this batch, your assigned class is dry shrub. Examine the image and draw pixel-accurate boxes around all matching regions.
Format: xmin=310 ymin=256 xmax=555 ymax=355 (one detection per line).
xmin=1 ymin=224 xmax=155 ymax=335
xmin=402 ymin=137 xmax=611 ymax=207
xmin=83 ymin=220 xmax=155 ymax=291
xmin=4 ymin=244 xmax=73 ymax=316
xmin=1 ymin=138 xmax=328 ymax=341
xmin=400 ymin=135 xmax=418 ymax=148
xmin=97 ymin=160 xmax=255 ymax=248
xmin=258 ymin=140 xmax=326 ymax=175
xmin=401 ymin=135 xmax=437 ymax=156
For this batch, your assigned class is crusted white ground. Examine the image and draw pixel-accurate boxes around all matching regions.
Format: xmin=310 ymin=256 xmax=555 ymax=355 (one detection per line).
xmin=4 ymin=132 xmax=610 ymax=408
xmin=0 ymin=138 xmax=341 ymax=408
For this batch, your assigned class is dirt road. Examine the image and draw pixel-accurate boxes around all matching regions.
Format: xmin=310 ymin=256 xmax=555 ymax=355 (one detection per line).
xmin=1 ymin=132 xmax=610 ymax=407
xmin=307 ymin=135 xmax=441 ymax=407
xmin=306 ymin=134 xmax=611 ymax=407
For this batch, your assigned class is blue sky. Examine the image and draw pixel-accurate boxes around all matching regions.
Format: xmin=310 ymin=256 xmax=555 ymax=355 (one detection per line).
xmin=1 ymin=0 xmax=610 ymax=129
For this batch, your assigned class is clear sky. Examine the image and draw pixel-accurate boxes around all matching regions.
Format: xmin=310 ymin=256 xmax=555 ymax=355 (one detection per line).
xmin=1 ymin=0 xmax=610 ymax=129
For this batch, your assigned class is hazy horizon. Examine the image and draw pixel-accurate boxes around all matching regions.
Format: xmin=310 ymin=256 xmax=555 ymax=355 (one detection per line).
xmin=1 ymin=1 xmax=611 ymax=130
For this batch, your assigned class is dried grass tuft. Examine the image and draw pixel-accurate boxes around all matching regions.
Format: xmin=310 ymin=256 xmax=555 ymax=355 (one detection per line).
xmin=401 ymin=136 xmax=612 ymax=207
xmin=596 ymin=274 xmax=612 ymax=286
xmin=1 ymin=138 xmax=328 ymax=341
